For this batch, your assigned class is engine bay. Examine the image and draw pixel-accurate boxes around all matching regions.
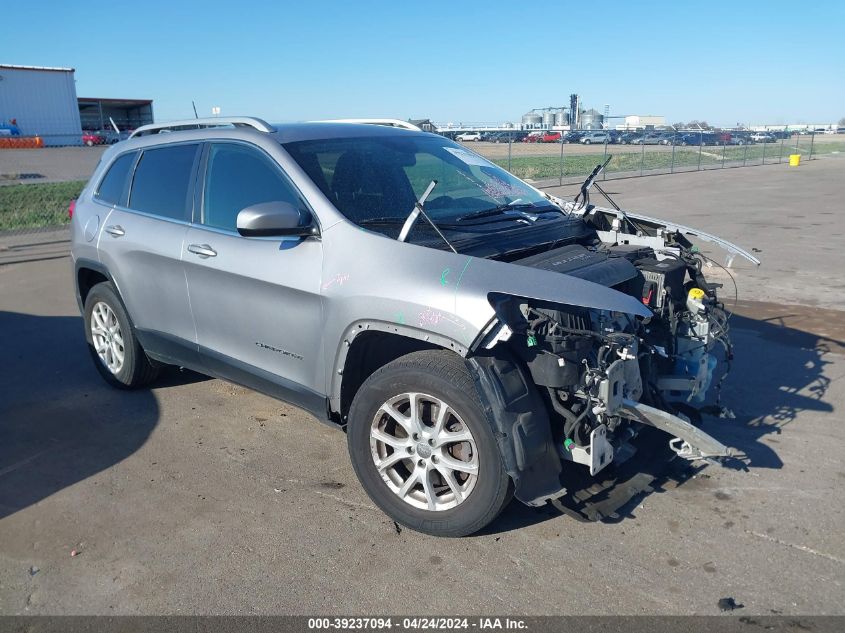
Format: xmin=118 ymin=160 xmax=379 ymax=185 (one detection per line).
xmin=482 ymin=208 xmax=740 ymax=478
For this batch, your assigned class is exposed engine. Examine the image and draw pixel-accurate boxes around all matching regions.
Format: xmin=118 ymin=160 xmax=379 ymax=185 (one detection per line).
xmin=487 ymin=228 xmax=737 ymax=476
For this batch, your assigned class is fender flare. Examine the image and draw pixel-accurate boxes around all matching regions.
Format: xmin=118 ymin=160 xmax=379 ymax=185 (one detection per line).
xmin=329 ymin=320 xmax=468 ymax=414
xmin=73 ymin=257 xmax=114 ymax=313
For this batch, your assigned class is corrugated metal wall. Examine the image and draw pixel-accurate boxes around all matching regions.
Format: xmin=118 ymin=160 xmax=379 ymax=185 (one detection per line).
xmin=0 ymin=67 xmax=83 ymax=146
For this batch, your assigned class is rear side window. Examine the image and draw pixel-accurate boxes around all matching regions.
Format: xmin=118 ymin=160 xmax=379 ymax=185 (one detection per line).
xmin=202 ymin=143 xmax=302 ymax=231
xmin=128 ymin=144 xmax=199 ymax=220
xmin=95 ymin=152 xmax=136 ymax=205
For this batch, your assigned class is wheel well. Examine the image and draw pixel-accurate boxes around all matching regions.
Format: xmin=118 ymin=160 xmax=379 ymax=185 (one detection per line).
xmin=339 ymin=331 xmax=441 ymax=421
xmin=77 ymin=267 xmax=109 ymax=305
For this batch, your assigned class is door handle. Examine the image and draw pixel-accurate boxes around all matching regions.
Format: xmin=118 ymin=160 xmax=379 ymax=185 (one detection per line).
xmin=104 ymin=225 xmax=125 ymax=237
xmin=187 ymin=243 xmax=217 ymax=258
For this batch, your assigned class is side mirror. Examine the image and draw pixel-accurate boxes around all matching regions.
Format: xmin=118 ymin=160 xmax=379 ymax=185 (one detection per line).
xmin=236 ymin=201 xmax=318 ymax=238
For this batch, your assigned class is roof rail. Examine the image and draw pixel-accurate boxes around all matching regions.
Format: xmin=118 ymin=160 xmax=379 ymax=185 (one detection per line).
xmin=129 ymin=116 xmax=275 ymax=138
xmin=315 ymin=118 xmax=422 ymax=131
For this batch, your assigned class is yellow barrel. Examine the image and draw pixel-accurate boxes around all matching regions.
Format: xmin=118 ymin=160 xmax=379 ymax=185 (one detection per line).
xmin=789 ymin=154 xmax=801 ymax=167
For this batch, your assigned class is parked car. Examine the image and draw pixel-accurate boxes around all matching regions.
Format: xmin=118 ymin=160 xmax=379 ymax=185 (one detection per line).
xmin=506 ymin=131 xmax=530 ymax=143
xmin=71 ymin=116 xmax=756 ymax=536
xmin=750 ymin=132 xmax=776 ymax=143
xmin=82 ymin=131 xmax=107 ymax=146
xmin=456 ymin=131 xmax=481 ymax=142
xmin=617 ymin=132 xmax=642 ymax=145
xmin=727 ymin=132 xmax=750 ymax=145
xmin=522 ymin=131 xmax=543 ymax=143
xmin=580 ymin=132 xmax=611 ymax=145
xmin=631 ymin=133 xmax=669 ymax=145
xmin=539 ymin=131 xmax=562 ymax=143
xmin=562 ymin=131 xmax=585 ymax=144
xmin=678 ymin=132 xmax=719 ymax=146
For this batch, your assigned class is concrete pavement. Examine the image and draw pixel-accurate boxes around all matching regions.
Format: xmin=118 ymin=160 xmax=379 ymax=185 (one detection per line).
xmin=0 ymin=160 xmax=843 ymax=615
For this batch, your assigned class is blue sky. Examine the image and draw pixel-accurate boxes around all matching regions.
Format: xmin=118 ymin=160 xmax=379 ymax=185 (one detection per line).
xmin=3 ymin=0 xmax=844 ymax=126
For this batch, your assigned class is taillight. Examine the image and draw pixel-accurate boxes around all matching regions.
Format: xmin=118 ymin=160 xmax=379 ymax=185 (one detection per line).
xmin=68 ymin=199 xmax=76 ymax=219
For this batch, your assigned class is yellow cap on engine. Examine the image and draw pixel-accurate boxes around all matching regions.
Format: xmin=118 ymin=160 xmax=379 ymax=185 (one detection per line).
xmin=688 ymin=288 xmax=705 ymax=300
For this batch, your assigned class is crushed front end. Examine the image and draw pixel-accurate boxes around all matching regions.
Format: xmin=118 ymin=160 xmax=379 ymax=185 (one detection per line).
xmin=469 ymin=206 xmax=746 ymax=509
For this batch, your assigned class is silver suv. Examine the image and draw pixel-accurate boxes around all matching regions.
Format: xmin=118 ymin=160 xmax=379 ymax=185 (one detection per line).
xmin=71 ymin=117 xmax=758 ymax=536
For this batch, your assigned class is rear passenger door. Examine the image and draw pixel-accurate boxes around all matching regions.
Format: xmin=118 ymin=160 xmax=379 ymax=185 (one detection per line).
xmin=183 ymin=142 xmax=324 ymax=409
xmin=97 ymin=142 xmax=201 ymax=362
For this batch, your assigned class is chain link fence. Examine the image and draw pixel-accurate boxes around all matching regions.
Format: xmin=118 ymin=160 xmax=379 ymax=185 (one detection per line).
xmin=456 ymin=128 xmax=842 ymax=189
xmin=1 ymin=125 xmax=842 ymax=239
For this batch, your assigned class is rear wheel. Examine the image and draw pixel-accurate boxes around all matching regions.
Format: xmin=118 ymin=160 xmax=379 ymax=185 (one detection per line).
xmin=84 ymin=282 xmax=160 ymax=389
xmin=347 ymin=350 xmax=511 ymax=537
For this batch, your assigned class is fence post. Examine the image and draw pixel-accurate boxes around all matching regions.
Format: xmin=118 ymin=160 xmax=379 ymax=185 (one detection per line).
xmin=602 ymin=136 xmax=608 ymax=180
xmin=721 ymin=141 xmax=726 ymax=168
xmin=742 ymin=140 xmax=748 ymax=166
xmin=507 ymin=132 xmax=512 ymax=172
xmin=640 ymin=138 xmax=645 ymax=176
xmin=670 ymin=131 xmax=676 ymax=173
xmin=762 ymin=138 xmax=767 ymax=165
xmin=795 ymin=132 xmax=800 ymax=157
xmin=559 ymin=137 xmax=564 ymax=186
xmin=697 ymin=133 xmax=703 ymax=171
xmin=809 ymin=131 xmax=815 ymax=160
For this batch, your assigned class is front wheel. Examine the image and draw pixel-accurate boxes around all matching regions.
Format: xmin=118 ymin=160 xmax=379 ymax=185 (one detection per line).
xmin=347 ymin=350 xmax=512 ymax=537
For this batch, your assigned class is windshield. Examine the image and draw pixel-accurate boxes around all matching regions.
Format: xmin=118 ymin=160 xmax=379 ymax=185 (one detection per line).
xmin=282 ymin=135 xmax=553 ymax=226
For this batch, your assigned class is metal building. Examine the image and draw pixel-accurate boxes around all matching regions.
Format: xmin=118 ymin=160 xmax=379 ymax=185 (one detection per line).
xmin=78 ymin=97 xmax=154 ymax=132
xmin=0 ymin=64 xmax=83 ymax=146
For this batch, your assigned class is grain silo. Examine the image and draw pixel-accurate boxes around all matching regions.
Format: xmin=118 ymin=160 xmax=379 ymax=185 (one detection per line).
xmin=521 ymin=112 xmax=542 ymax=128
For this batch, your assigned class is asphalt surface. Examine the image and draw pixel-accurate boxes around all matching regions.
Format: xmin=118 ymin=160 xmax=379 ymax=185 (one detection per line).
xmin=1 ymin=160 xmax=843 ymax=615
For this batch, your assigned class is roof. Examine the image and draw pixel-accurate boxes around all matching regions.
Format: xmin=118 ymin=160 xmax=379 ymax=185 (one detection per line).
xmin=0 ymin=63 xmax=75 ymax=73
xmin=78 ymin=97 xmax=153 ymax=107
xmin=272 ymin=122 xmax=430 ymax=143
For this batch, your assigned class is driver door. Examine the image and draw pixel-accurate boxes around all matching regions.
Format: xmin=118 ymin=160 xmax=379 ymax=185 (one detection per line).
xmin=183 ymin=142 xmax=325 ymax=410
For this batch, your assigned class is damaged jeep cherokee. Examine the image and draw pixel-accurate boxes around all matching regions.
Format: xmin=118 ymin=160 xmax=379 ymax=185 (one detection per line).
xmin=71 ymin=117 xmax=759 ymax=536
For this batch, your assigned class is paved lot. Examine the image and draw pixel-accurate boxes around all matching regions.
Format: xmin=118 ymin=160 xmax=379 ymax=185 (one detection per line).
xmin=1 ymin=160 xmax=843 ymax=615
xmin=0 ymin=147 xmax=106 ymax=184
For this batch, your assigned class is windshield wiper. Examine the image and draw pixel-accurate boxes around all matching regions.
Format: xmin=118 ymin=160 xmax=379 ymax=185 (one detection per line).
xmin=455 ymin=202 xmax=559 ymax=222
xmin=398 ymin=180 xmax=458 ymax=253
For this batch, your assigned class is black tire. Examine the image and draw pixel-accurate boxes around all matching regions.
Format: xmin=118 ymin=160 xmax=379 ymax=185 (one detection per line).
xmin=83 ymin=281 xmax=160 ymax=389
xmin=347 ymin=350 xmax=512 ymax=537
xmin=583 ymin=139 xmax=591 ymax=145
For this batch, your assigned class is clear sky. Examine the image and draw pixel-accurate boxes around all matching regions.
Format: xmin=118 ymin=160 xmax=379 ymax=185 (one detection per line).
xmin=3 ymin=0 xmax=844 ymax=126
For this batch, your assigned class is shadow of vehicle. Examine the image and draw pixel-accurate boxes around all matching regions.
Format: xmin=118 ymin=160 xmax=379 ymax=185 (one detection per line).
xmin=0 ymin=311 xmax=202 ymax=519
xmin=479 ymin=305 xmax=840 ymax=534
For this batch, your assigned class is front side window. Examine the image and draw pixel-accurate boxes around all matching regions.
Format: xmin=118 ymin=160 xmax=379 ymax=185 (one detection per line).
xmin=283 ymin=135 xmax=552 ymax=227
xmin=202 ymin=143 xmax=302 ymax=232
xmin=95 ymin=151 xmax=137 ymax=205
xmin=128 ymin=144 xmax=199 ymax=220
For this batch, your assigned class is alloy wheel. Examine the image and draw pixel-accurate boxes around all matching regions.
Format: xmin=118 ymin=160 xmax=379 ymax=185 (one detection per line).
xmin=370 ymin=392 xmax=479 ymax=511
xmin=90 ymin=301 xmax=125 ymax=374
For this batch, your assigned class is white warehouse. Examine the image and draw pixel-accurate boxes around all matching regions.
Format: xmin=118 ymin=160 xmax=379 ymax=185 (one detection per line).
xmin=0 ymin=64 xmax=83 ymax=146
